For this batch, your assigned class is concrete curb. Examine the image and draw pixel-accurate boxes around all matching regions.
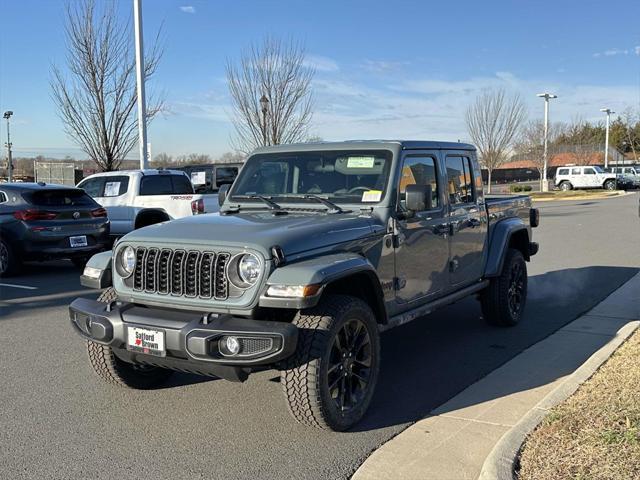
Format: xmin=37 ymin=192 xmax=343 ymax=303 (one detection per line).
xmin=478 ymin=319 xmax=640 ymax=480
xmin=530 ymin=191 xmax=633 ymax=202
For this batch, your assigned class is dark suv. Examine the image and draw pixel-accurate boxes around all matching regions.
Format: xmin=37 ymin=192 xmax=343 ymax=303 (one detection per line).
xmin=0 ymin=183 xmax=110 ymax=276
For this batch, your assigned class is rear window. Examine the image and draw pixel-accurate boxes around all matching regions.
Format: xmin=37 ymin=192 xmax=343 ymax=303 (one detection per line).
xmin=139 ymin=174 xmax=194 ymax=196
xmin=216 ymin=167 xmax=239 ymax=188
xmin=78 ymin=175 xmax=130 ymax=197
xmin=25 ymin=189 xmax=97 ymax=207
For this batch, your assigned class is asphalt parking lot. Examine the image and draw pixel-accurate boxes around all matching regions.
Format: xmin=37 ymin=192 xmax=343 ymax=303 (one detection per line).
xmin=1 ymin=193 xmax=639 ymax=480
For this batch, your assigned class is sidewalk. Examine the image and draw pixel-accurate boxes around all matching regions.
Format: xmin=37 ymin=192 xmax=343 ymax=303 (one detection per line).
xmin=353 ymin=272 xmax=640 ymax=480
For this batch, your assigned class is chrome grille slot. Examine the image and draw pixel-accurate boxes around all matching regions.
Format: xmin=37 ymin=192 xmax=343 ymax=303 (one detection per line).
xmin=157 ymin=249 xmax=172 ymax=294
xmin=144 ymin=248 xmax=159 ymax=292
xmin=214 ymin=253 xmax=230 ymax=300
xmin=184 ymin=251 xmax=200 ymax=297
xmin=128 ymin=246 xmax=231 ymax=300
xmin=171 ymin=250 xmax=186 ymax=295
xmin=199 ymin=252 xmax=216 ymax=298
xmin=133 ymin=247 xmax=146 ymax=291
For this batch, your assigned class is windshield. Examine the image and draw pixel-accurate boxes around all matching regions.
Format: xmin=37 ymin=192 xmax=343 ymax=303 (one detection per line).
xmin=593 ymin=166 xmax=605 ymax=173
xmin=230 ymin=150 xmax=392 ymax=204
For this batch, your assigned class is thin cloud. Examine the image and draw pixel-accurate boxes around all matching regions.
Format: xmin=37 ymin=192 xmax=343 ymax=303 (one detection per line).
xmin=179 ymin=6 xmax=196 ymax=14
xmin=593 ymin=48 xmax=630 ymax=57
xmin=360 ymin=59 xmax=410 ymax=73
xmin=304 ymin=55 xmax=339 ymax=72
xmin=635 ymin=46 xmax=640 ymax=56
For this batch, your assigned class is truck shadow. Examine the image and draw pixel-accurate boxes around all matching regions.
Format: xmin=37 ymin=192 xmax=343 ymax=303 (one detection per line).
xmin=352 ymin=265 xmax=638 ymax=432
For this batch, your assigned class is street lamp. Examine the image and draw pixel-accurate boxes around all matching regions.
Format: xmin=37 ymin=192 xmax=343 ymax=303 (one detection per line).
xmin=600 ymin=108 xmax=615 ymax=169
xmin=536 ymin=93 xmax=557 ymax=192
xmin=3 ymin=111 xmax=13 ymax=183
xmin=260 ymin=94 xmax=269 ymax=146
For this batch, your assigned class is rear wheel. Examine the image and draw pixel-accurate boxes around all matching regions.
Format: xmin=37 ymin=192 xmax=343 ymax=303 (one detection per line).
xmin=481 ymin=248 xmax=528 ymax=327
xmin=86 ymin=287 xmax=173 ymax=389
xmin=0 ymin=239 xmax=19 ymax=277
xmin=603 ymin=179 xmax=616 ymax=191
xmin=559 ymin=181 xmax=572 ymax=191
xmin=281 ymin=294 xmax=381 ymax=431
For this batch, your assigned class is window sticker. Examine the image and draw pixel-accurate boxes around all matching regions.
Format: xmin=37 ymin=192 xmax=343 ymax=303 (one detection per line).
xmin=347 ymin=156 xmax=375 ymax=168
xmin=104 ymin=181 xmax=121 ymax=197
xmin=191 ymin=171 xmax=206 ymax=185
xmin=362 ymin=190 xmax=382 ymax=202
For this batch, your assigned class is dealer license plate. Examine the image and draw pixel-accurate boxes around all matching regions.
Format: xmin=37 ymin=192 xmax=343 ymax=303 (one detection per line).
xmin=69 ymin=235 xmax=88 ymax=248
xmin=127 ymin=327 xmax=166 ymax=357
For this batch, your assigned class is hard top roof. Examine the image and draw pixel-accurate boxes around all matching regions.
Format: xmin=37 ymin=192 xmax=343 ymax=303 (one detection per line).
xmin=252 ymin=140 xmax=475 ymax=154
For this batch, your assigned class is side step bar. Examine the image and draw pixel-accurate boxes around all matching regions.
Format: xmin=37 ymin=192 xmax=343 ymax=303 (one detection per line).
xmin=381 ymin=280 xmax=489 ymax=332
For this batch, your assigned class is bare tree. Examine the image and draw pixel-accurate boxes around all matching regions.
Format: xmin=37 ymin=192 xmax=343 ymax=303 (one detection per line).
xmin=51 ymin=0 xmax=163 ymax=171
xmin=621 ymin=107 xmax=639 ymax=160
xmin=150 ymin=152 xmax=173 ymax=168
xmin=564 ymin=116 xmax=599 ymax=166
xmin=515 ymin=120 xmax=565 ymax=189
xmin=226 ymin=37 xmax=314 ymax=153
xmin=217 ymin=151 xmax=246 ymax=164
xmin=465 ymin=89 xmax=527 ymax=193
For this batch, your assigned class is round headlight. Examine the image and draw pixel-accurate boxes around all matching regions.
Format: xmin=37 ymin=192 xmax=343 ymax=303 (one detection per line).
xmin=238 ymin=253 xmax=261 ymax=285
xmin=120 ymin=246 xmax=136 ymax=276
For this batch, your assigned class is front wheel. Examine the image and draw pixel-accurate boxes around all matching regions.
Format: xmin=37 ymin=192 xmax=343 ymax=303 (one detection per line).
xmin=559 ymin=181 xmax=572 ymax=191
xmin=86 ymin=287 xmax=173 ymax=389
xmin=0 ymin=239 xmax=19 ymax=277
xmin=481 ymin=248 xmax=528 ymax=327
xmin=281 ymin=294 xmax=381 ymax=431
xmin=603 ymin=179 xmax=616 ymax=191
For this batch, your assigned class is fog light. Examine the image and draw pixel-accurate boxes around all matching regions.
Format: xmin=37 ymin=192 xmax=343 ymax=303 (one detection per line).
xmin=221 ymin=336 xmax=240 ymax=356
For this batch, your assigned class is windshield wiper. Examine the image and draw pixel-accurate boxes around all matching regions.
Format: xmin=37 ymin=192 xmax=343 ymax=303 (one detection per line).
xmin=232 ymin=194 xmax=286 ymax=213
xmin=278 ymin=194 xmax=345 ymax=214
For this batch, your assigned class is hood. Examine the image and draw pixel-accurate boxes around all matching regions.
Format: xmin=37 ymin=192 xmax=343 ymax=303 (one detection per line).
xmin=123 ymin=210 xmax=377 ymax=258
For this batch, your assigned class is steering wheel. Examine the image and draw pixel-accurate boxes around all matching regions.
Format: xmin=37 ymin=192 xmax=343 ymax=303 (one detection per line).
xmin=347 ymin=186 xmax=372 ymax=194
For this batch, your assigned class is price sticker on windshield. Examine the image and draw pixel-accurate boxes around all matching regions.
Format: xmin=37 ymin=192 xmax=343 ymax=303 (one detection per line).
xmin=362 ymin=190 xmax=382 ymax=202
xmin=347 ymin=156 xmax=375 ymax=168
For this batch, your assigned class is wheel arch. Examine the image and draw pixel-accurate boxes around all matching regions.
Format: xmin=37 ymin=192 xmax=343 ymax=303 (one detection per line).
xmin=484 ymin=219 xmax=531 ymax=277
xmin=134 ymin=208 xmax=171 ymax=230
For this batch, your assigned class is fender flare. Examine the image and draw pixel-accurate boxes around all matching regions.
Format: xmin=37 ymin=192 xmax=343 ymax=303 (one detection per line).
xmin=259 ymin=253 xmax=386 ymax=321
xmin=484 ymin=218 xmax=530 ymax=277
xmin=80 ymin=250 xmax=113 ymax=289
xmin=134 ymin=208 xmax=171 ymax=229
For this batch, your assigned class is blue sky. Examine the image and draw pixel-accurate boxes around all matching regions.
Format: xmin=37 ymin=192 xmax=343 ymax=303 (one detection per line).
xmin=1 ymin=0 xmax=639 ymax=159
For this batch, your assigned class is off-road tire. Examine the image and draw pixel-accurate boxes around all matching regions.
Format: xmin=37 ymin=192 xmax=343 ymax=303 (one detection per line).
xmin=603 ymin=179 xmax=616 ymax=191
xmin=281 ymin=294 xmax=381 ymax=431
xmin=0 ymin=239 xmax=19 ymax=277
xmin=559 ymin=181 xmax=572 ymax=191
xmin=86 ymin=287 xmax=173 ymax=389
xmin=481 ymin=248 xmax=528 ymax=327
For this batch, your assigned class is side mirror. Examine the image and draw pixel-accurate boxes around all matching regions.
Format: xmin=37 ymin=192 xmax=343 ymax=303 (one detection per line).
xmin=218 ymin=184 xmax=230 ymax=207
xmin=405 ymin=184 xmax=432 ymax=212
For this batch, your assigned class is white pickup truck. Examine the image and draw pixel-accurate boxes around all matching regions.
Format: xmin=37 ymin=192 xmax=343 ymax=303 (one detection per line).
xmin=77 ymin=169 xmax=219 ymax=237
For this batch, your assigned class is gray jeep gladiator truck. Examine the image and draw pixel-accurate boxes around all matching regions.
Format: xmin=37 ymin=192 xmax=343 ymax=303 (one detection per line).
xmin=69 ymin=140 xmax=539 ymax=431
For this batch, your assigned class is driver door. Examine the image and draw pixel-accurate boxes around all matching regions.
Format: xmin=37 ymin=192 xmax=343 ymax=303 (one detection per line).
xmin=393 ymin=152 xmax=450 ymax=305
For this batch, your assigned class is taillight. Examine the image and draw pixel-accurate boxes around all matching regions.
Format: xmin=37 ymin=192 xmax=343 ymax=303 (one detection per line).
xmin=91 ymin=207 xmax=108 ymax=218
xmin=191 ymin=198 xmax=205 ymax=214
xmin=14 ymin=209 xmax=57 ymax=221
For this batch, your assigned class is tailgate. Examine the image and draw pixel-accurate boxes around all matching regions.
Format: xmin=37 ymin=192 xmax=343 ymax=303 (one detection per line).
xmin=136 ymin=194 xmax=198 ymax=219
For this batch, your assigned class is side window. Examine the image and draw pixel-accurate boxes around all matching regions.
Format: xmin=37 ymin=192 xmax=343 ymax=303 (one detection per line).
xmin=571 ymin=168 xmax=581 ymax=175
xmin=0 ymin=191 xmax=6 ymax=203
xmin=584 ymin=168 xmax=596 ymax=175
xmin=78 ymin=178 xmax=105 ymax=197
xmin=171 ymin=175 xmax=195 ymax=194
xmin=215 ymin=167 xmax=239 ymax=188
xmin=557 ymin=168 xmax=569 ymax=176
xmin=461 ymin=157 xmax=475 ymax=203
xmin=102 ymin=176 xmax=130 ymax=197
xmin=399 ymin=156 xmax=439 ymax=210
xmin=140 ymin=176 xmax=174 ymax=195
xmin=445 ymin=156 xmax=473 ymax=205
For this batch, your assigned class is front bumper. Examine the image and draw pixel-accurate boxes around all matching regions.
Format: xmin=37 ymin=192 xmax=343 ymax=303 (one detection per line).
xmin=69 ymin=297 xmax=298 ymax=381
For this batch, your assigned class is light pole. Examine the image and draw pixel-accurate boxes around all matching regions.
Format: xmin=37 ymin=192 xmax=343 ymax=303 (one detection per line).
xmin=260 ymin=94 xmax=269 ymax=146
xmin=133 ymin=0 xmax=148 ymax=169
xmin=536 ymin=93 xmax=557 ymax=192
xmin=600 ymin=108 xmax=614 ymax=169
xmin=3 ymin=111 xmax=13 ymax=183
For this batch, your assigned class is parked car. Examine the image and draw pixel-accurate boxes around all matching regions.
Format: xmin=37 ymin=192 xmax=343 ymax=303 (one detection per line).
xmin=0 ymin=183 xmax=110 ymax=276
xmin=69 ymin=140 xmax=539 ymax=431
xmin=605 ymin=166 xmax=640 ymax=176
xmin=77 ymin=169 xmax=219 ymax=239
xmin=554 ymin=165 xmax=617 ymax=191
xmin=173 ymin=163 xmax=243 ymax=194
xmin=613 ymin=173 xmax=640 ymax=190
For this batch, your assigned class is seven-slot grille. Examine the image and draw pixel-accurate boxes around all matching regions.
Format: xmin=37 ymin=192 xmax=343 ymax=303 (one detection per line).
xmin=132 ymin=247 xmax=230 ymax=299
